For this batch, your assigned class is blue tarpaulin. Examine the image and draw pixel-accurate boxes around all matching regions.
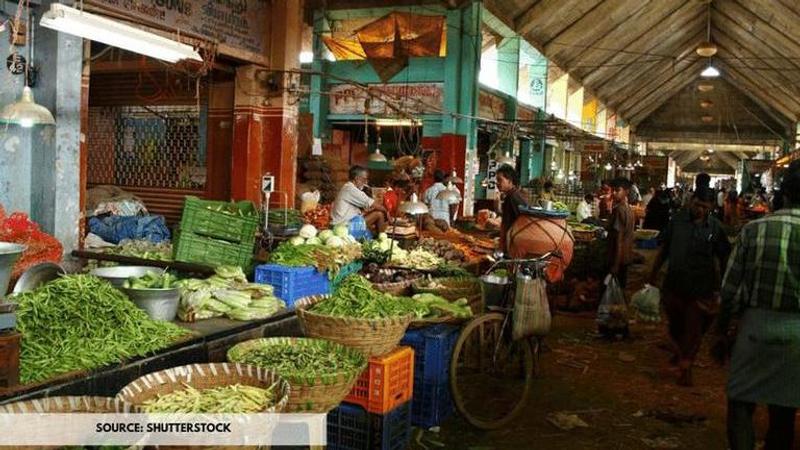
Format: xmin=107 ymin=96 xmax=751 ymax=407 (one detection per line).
xmin=88 ymin=215 xmax=171 ymax=244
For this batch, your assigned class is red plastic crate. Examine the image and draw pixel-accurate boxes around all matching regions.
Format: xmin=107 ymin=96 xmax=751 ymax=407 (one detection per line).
xmin=344 ymin=346 xmax=414 ymax=414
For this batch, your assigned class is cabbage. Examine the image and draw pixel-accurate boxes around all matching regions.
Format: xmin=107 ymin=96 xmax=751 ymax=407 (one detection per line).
xmin=378 ymin=232 xmax=389 ymax=242
xmin=289 ymin=236 xmax=305 ymax=246
xmin=305 ymin=237 xmax=322 ymax=245
xmin=333 ymin=224 xmax=349 ymax=238
xmin=326 ymin=236 xmax=345 ymax=247
xmin=318 ymin=229 xmax=334 ymax=241
xmin=299 ymin=224 xmax=318 ymax=239
xmin=344 ymin=235 xmax=357 ymax=244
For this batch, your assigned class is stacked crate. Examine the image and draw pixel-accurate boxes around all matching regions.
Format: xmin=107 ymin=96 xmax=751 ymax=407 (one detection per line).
xmin=173 ymin=196 xmax=259 ymax=268
xmin=400 ymin=325 xmax=460 ymax=428
xmin=327 ymin=347 xmax=414 ymax=450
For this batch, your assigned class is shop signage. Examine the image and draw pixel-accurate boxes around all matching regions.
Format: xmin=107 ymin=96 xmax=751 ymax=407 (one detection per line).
xmin=328 ymin=83 xmax=443 ymax=115
xmin=486 ymin=158 xmax=499 ymax=198
xmin=517 ymin=106 xmax=537 ymax=122
xmin=581 ymin=142 xmax=606 ymax=153
xmin=86 ymin=0 xmax=269 ymax=64
xmin=642 ymin=155 xmax=668 ymax=170
xmin=479 ymin=89 xmax=507 ymax=120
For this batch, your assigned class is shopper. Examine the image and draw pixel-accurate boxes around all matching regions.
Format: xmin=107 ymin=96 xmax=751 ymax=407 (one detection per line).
xmin=423 ymin=169 xmax=454 ymax=225
xmin=497 ymin=164 xmax=527 ymax=254
xmin=331 ymin=166 xmax=387 ymax=235
xmin=539 ymin=180 xmax=556 ymax=206
xmin=724 ymin=189 xmax=739 ymax=228
xmin=644 ymin=189 xmax=672 ymax=235
xmin=641 ymin=187 xmax=656 ymax=210
xmin=598 ymin=180 xmax=613 ymax=219
xmin=606 ymin=177 xmax=636 ymax=289
xmin=712 ymin=160 xmax=800 ymax=450
xmin=649 ymin=186 xmax=731 ymax=386
xmin=576 ymin=194 xmax=594 ymax=223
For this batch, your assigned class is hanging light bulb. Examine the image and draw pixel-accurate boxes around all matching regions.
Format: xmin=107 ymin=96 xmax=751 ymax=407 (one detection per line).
xmin=701 ymin=65 xmax=720 ymax=77
xmin=604 ymin=162 xmax=613 ymax=171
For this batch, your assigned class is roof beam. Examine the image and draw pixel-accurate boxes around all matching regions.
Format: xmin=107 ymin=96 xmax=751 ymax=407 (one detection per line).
xmin=563 ymin=0 xmax=685 ymax=73
xmin=600 ymin=29 xmax=705 ymax=108
xmin=627 ymin=67 xmax=704 ymax=124
xmin=580 ymin=1 xmax=703 ymax=87
xmin=613 ymin=55 xmax=702 ymax=116
xmin=543 ymin=0 xmax=650 ymax=65
xmin=716 ymin=151 xmax=741 ymax=170
xmin=675 ymin=151 xmax=703 ymax=166
xmin=730 ymin=0 xmax=800 ymax=50
xmin=515 ymin=0 xmax=603 ymax=40
xmin=717 ymin=67 xmax=794 ymax=134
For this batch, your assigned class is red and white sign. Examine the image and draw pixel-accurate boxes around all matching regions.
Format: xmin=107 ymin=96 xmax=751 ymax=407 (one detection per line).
xmin=328 ymin=83 xmax=443 ymax=115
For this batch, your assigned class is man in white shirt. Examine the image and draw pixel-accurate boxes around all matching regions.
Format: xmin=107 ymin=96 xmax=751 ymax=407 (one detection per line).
xmin=423 ymin=170 xmax=457 ymax=225
xmin=641 ymin=187 xmax=656 ymax=209
xmin=576 ymin=193 xmax=594 ymax=222
xmin=331 ymin=166 xmax=386 ymax=234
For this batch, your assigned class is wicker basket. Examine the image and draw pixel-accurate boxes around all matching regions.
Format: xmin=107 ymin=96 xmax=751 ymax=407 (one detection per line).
xmin=227 ymin=337 xmax=366 ymax=413
xmin=0 ymin=396 xmax=135 ymax=413
xmin=116 ymin=363 xmax=290 ymax=414
xmin=412 ymin=276 xmax=481 ymax=300
xmin=295 ymin=295 xmax=414 ymax=357
xmin=370 ymin=270 xmax=424 ymax=296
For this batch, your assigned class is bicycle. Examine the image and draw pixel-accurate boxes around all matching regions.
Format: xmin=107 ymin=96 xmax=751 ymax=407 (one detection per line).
xmin=449 ymin=252 xmax=556 ymax=430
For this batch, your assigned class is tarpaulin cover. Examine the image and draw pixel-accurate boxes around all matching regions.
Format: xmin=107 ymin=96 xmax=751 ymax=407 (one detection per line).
xmin=0 ymin=211 xmax=63 ymax=279
xmin=323 ymin=12 xmax=446 ymax=82
xmin=88 ymin=215 xmax=171 ymax=244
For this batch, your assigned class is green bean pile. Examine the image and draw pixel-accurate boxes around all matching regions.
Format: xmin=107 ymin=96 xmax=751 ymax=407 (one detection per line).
xmin=142 ymin=383 xmax=275 ymax=413
xmin=230 ymin=340 xmax=366 ymax=385
xmin=13 ymin=275 xmax=191 ymax=383
xmin=311 ymin=275 xmax=421 ymax=319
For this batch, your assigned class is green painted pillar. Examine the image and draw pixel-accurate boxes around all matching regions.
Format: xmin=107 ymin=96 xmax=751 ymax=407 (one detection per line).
xmin=497 ymin=37 xmax=520 ymax=99
xmin=310 ymin=10 xmax=329 ymax=140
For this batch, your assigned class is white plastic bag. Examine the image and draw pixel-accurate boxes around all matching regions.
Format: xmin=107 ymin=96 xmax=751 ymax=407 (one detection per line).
xmin=512 ymin=276 xmax=551 ymax=340
xmin=300 ymin=190 xmax=321 ymax=214
xmin=596 ymin=274 xmax=628 ymax=331
xmin=632 ymin=284 xmax=661 ymax=322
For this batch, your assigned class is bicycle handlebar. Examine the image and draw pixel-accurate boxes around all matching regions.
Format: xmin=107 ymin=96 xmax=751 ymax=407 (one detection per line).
xmin=484 ymin=251 xmax=561 ymax=275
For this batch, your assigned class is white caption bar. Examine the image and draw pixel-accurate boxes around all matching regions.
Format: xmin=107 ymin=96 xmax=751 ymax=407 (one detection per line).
xmin=0 ymin=413 xmax=327 ymax=446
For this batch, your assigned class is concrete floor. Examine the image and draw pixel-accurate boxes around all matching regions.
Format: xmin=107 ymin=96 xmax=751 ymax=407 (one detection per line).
xmin=411 ymin=249 xmax=800 ymax=450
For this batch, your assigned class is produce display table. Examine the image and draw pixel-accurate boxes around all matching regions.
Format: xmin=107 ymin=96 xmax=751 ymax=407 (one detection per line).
xmin=0 ymin=312 xmax=299 ymax=404
xmin=71 ymin=250 xmax=216 ymax=276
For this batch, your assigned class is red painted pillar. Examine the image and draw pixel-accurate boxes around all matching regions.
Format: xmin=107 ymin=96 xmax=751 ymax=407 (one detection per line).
xmin=439 ymin=133 xmax=467 ymax=215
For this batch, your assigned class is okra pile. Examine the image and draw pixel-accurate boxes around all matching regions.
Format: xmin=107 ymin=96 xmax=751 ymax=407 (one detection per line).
xmin=229 ymin=339 xmax=366 ymax=385
xmin=142 ymin=383 xmax=276 ymax=413
xmin=12 ymin=275 xmax=191 ymax=384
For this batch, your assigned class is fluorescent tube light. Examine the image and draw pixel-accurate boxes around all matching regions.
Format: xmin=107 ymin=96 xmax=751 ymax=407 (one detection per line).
xmin=40 ymin=3 xmax=202 ymax=63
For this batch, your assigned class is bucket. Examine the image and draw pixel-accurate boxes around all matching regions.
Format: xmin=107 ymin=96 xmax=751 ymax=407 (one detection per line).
xmin=480 ymin=274 xmax=510 ymax=309
xmin=0 ymin=242 xmax=26 ymax=299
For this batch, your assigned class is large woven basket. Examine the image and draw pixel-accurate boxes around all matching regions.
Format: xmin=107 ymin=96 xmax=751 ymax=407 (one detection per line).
xmin=412 ymin=276 xmax=481 ymax=300
xmin=370 ymin=270 xmax=424 ymax=296
xmin=228 ymin=337 xmax=367 ymax=413
xmin=116 ymin=363 xmax=290 ymax=414
xmin=295 ymin=294 xmax=414 ymax=357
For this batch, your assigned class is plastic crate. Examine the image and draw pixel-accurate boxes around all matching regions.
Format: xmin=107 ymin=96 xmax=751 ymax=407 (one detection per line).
xmin=636 ymin=238 xmax=659 ymax=249
xmin=345 ymin=347 xmax=414 ymax=414
xmin=173 ymin=232 xmax=253 ymax=268
xmin=400 ymin=325 xmax=460 ymax=384
xmin=254 ymin=264 xmax=330 ymax=309
xmin=179 ymin=196 xmax=259 ymax=244
xmin=410 ymin=380 xmax=453 ymax=429
xmin=331 ymin=261 xmax=363 ymax=290
xmin=327 ymin=402 xmax=412 ymax=450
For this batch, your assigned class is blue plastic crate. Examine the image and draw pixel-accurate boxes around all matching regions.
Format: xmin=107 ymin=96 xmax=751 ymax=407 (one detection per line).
xmin=636 ymin=238 xmax=659 ymax=249
xmin=400 ymin=325 xmax=460 ymax=384
xmin=254 ymin=264 xmax=330 ymax=309
xmin=327 ymin=402 xmax=411 ymax=450
xmin=410 ymin=380 xmax=453 ymax=429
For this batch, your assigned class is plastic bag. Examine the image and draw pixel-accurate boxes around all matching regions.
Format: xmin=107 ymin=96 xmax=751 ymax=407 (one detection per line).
xmin=596 ymin=274 xmax=629 ymax=332
xmin=512 ymin=275 xmax=550 ymax=340
xmin=632 ymin=284 xmax=661 ymax=322
xmin=88 ymin=215 xmax=170 ymax=244
xmin=300 ymin=190 xmax=321 ymax=214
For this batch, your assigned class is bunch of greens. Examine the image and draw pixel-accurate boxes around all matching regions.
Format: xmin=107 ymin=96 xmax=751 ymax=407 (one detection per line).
xmin=12 ymin=275 xmax=191 ymax=384
xmin=142 ymin=383 xmax=275 ymax=413
xmin=312 ymin=275 xmax=421 ymax=319
xmin=122 ymin=271 xmax=178 ymax=289
xmin=229 ymin=339 xmax=366 ymax=385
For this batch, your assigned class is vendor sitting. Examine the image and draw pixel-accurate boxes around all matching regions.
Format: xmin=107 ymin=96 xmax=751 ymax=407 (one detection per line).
xmin=331 ymin=166 xmax=387 ymax=235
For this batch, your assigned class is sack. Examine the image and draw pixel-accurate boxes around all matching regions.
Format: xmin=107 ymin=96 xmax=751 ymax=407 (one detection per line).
xmin=88 ymin=215 xmax=170 ymax=244
xmin=596 ymin=274 xmax=628 ymax=330
xmin=512 ymin=275 xmax=550 ymax=340
xmin=631 ymin=284 xmax=661 ymax=322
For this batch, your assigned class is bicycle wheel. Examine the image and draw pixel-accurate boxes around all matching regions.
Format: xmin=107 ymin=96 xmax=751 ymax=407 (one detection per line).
xmin=450 ymin=312 xmax=534 ymax=429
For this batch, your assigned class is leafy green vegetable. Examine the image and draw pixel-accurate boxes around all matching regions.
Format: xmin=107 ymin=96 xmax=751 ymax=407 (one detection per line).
xmin=12 ymin=275 xmax=191 ymax=384
xmin=312 ymin=275 xmax=419 ymax=319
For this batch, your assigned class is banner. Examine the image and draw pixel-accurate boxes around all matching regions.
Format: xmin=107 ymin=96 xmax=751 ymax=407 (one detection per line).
xmin=86 ymin=0 xmax=270 ymax=64
xmin=328 ymin=83 xmax=443 ymax=115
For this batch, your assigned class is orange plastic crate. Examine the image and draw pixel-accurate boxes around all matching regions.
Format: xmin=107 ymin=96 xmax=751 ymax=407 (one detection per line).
xmin=344 ymin=346 xmax=415 ymax=414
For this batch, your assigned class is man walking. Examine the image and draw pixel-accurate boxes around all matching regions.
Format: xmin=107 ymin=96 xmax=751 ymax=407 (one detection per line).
xmin=713 ymin=160 xmax=800 ymax=450
xmin=650 ymin=186 xmax=731 ymax=386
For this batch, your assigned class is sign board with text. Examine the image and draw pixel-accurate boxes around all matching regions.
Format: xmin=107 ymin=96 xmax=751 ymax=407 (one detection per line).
xmin=486 ymin=159 xmax=499 ymax=198
xmin=328 ymin=83 xmax=443 ymax=115
xmin=86 ymin=0 xmax=270 ymax=64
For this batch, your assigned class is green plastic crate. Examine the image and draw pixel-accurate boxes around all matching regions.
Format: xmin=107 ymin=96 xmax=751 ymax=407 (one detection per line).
xmin=174 ymin=232 xmax=254 ymax=269
xmin=179 ymin=196 xmax=260 ymax=244
xmin=330 ymin=261 xmax=363 ymax=289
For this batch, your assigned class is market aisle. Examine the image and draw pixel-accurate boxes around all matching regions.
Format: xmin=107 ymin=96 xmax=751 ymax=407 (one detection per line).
xmin=414 ymin=253 xmax=799 ymax=450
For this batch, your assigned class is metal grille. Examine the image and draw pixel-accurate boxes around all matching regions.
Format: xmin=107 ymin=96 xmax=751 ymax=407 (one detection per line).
xmin=87 ymin=105 xmax=206 ymax=189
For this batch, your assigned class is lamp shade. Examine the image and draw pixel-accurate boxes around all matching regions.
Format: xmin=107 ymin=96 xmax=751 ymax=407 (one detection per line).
xmin=446 ymin=170 xmax=464 ymax=184
xmin=399 ymin=193 xmax=429 ymax=215
xmin=0 ymin=87 xmax=55 ymax=127
xmin=436 ymin=183 xmax=461 ymax=203
xmin=368 ymin=149 xmax=387 ymax=162
xmin=697 ymin=83 xmax=714 ymax=92
xmin=695 ymin=41 xmax=718 ymax=57
xmin=496 ymin=155 xmax=515 ymax=167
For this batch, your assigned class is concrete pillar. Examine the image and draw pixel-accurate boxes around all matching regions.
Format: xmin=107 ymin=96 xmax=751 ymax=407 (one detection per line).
xmin=231 ymin=0 xmax=302 ymax=205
